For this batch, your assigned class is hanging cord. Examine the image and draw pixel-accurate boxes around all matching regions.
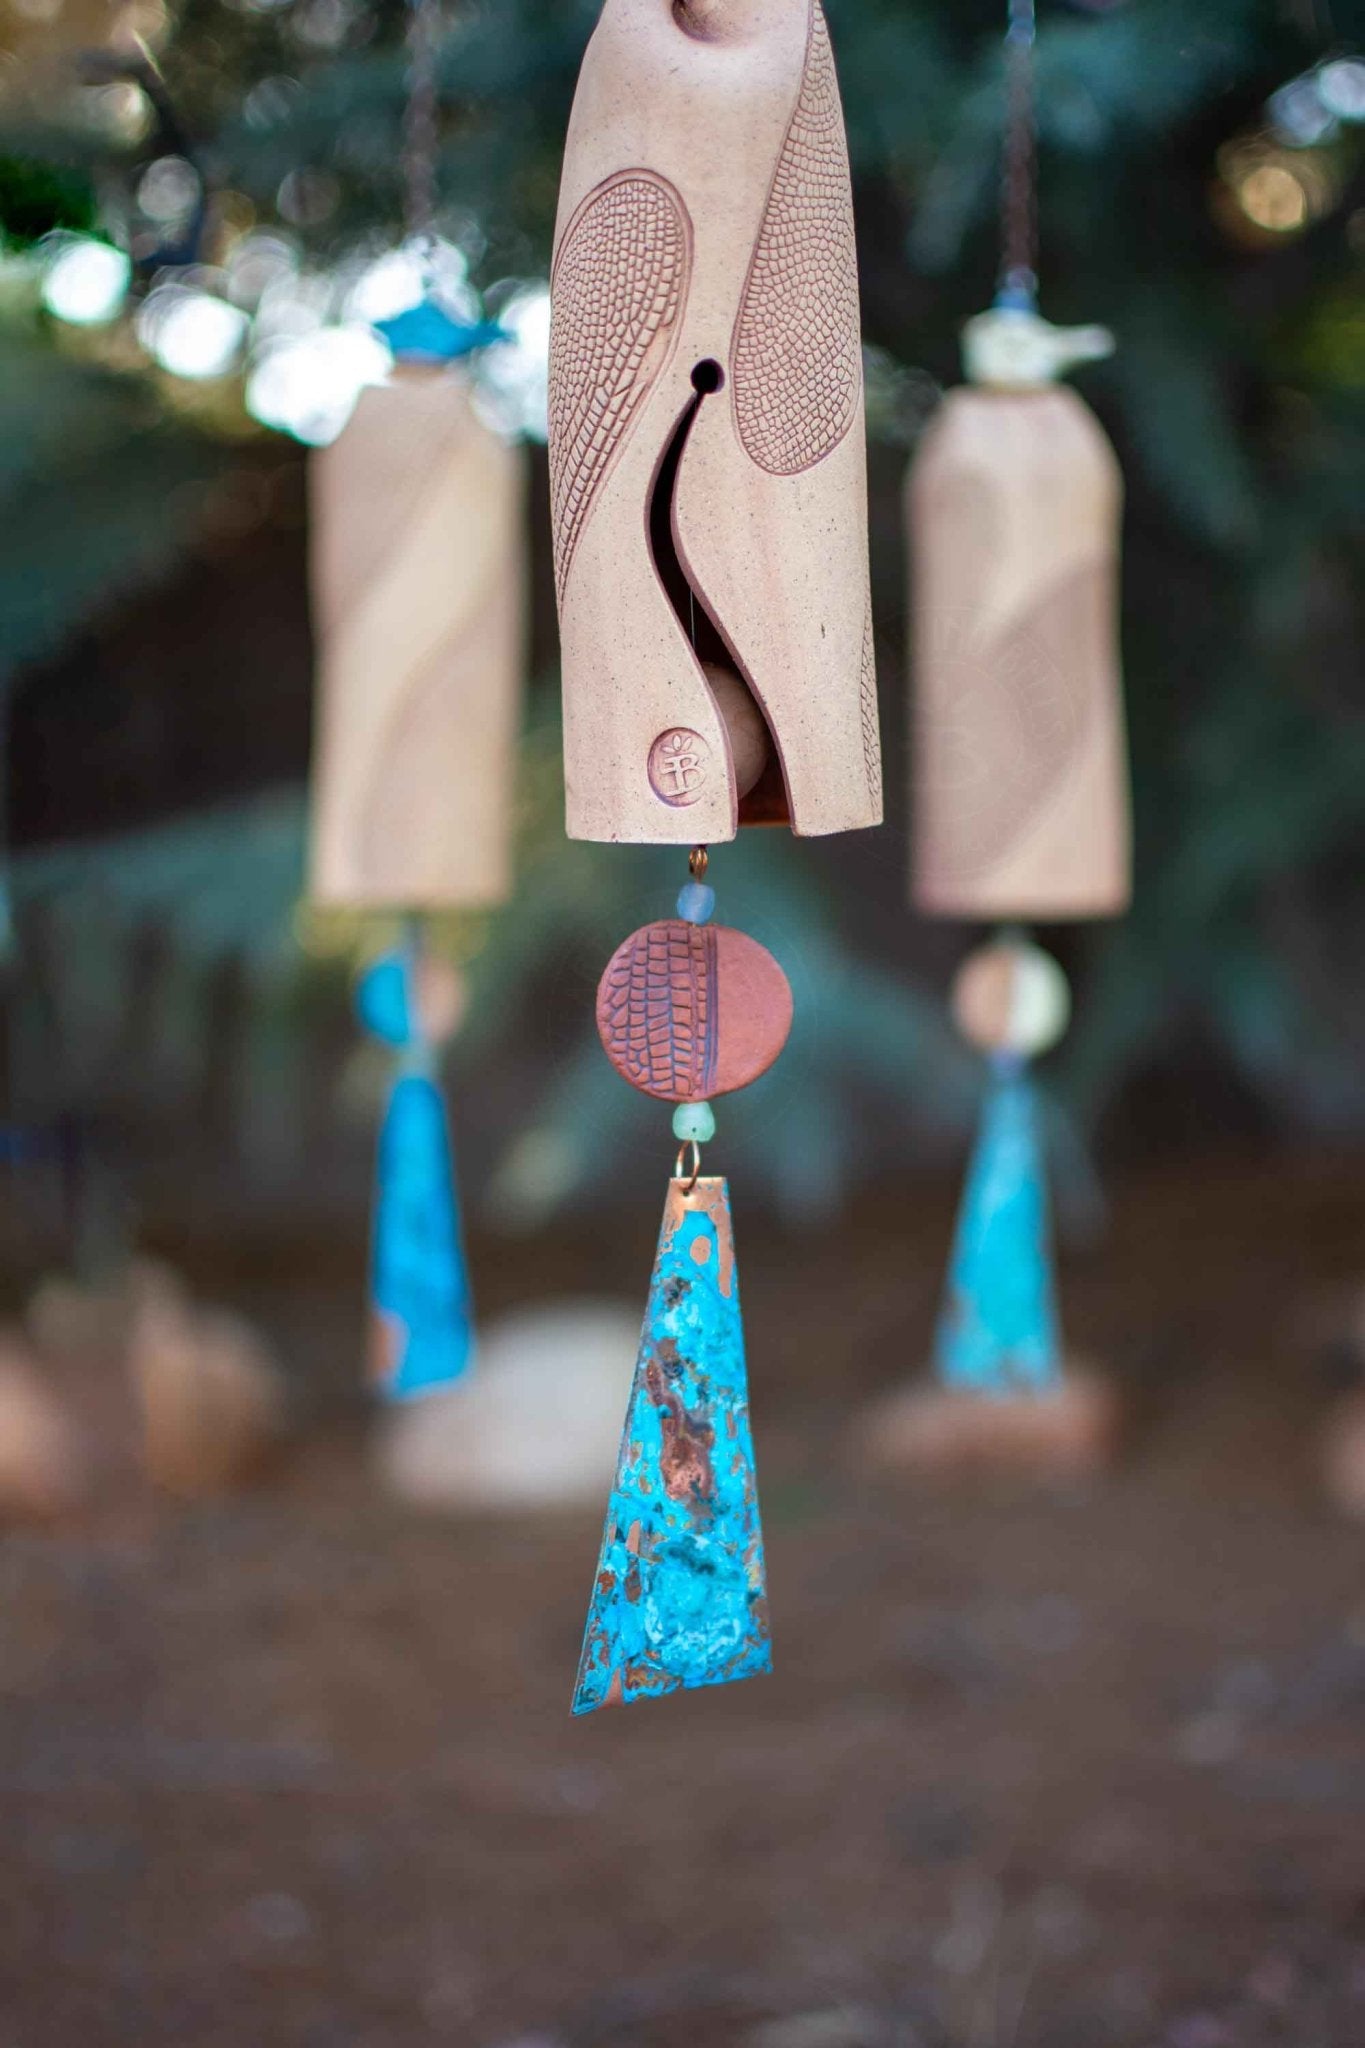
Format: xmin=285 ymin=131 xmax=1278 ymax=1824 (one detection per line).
xmin=401 ymin=909 xmax=433 ymax=1077
xmin=998 ymin=0 xmax=1038 ymax=309
xmin=402 ymin=0 xmax=442 ymax=256
xmin=78 ymin=43 xmax=208 ymax=270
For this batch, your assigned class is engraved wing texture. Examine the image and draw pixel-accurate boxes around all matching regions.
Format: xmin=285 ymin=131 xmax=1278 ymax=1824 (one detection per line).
xmin=918 ymin=565 xmax=1103 ymax=885
xmin=548 ymin=170 xmax=691 ymax=600
xmin=731 ymin=2 xmax=862 ymax=476
xmin=597 ymin=921 xmax=717 ymax=1102
xmin=859 ymin=608 xmax=881 ymax=811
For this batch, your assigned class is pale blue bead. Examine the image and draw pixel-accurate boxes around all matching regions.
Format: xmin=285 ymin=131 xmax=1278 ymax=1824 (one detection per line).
xmin=672 ymin=1100 xmax=716 ymax=1144
xmin=676 ymin=881 xmax=715 ymax=925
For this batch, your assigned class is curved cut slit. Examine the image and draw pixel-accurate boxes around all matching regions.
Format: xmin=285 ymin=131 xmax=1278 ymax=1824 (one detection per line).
xmin=646 ymin=378 xmax=786 ymax=825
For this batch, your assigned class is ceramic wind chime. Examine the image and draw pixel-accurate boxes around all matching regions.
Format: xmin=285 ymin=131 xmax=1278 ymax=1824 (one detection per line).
xmin=884 ymin=0 xmax=1130 ymax=1470
xmin=549 ymin=0 xmax=881 ymax=1712
xmin=308 ymin=0 xmax=526 ymax=1399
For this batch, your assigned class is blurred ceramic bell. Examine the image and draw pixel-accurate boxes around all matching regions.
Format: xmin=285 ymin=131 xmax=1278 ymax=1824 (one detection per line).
xmin=0 ymin=1330 xmax=89 ymax=1523
xmin=375 ymin=1300 xmax=640 ymax=1512
xmin=126 ymin=1261 xmax=287 ymax=1498
xmin=309 ymin=352 xmax=526 ymax=911
xmin=909 ymin=305 xmax=1129 ymax=922
xmin=1320 ymin=1388 xmax=1365 ymax=1520
xmin=307 ymin=298 xmax=529 ymax=1401
xmin=852 ymin=1360 xmax=1120 ymax=1482
xmin=863 ymin=2 xmax=1131 ymax=1477
xmin=26 ymin=1268 xmax=135 ymax=1370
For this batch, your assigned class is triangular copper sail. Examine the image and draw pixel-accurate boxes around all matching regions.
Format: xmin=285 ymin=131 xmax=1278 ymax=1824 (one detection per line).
xmin=934 ymin=1059 xmax=1061 ymax=1395
xmin=572 ymin=1175 xmax=770 ymax=1715
xmin=369 ymin=1069 xmax=473 ymax=1401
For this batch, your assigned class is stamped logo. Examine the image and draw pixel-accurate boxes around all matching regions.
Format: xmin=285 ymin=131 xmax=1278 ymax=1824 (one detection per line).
xmin=648 ymin=728 xmax=710 ymax=806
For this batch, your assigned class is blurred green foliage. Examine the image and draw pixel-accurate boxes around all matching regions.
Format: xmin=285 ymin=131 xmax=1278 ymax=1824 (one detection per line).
xmin=0 ymin=154 xmax=94 ymax=244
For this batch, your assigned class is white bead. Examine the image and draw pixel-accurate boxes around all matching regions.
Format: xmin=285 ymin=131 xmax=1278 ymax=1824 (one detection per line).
xmin=951 ymin=938 xmax=1071 ymax=1058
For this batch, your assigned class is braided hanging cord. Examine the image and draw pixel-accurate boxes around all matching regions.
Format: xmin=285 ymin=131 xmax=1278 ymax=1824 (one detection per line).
xmin=999 ymin=0 xmax=1037 ymax=307
xmin=402 ymin=0 xmax=441 ymax=251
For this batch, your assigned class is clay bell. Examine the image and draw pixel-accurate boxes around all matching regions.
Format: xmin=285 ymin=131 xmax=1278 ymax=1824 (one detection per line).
xmin=548 ymin=0 xmax=882 ymax=845
xmin=309 ymin=368 xmax=527 ymax=910
xmin=908 ymin=307 xmax=1131 ymax=921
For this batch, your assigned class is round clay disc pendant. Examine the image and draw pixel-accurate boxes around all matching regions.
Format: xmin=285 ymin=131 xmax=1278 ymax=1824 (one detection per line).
xmin=597 ymin=920 xmax=793 ymax=1102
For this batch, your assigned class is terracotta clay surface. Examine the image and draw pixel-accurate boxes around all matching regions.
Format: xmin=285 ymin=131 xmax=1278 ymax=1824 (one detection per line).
xmin=597 ymin=918 xmax=792 ymax=1100
xmin=1320 ymin=1389 xmax=1365 ymax=1519
xmin=951 ymin=937 xmax=1070 ymax=1059
xmin=849 ymin=1368 xmax=1120 ymax=1481
xmin=549 ymin=0 xmax=881 ymax=844
xmin=951 ymin=945 xmax=1018 ymax=1053
xmin=410 ymin=957 xmax=468 ymax=1049
xmin=309 ymin=370 xmax=527 ymax=909
xmin=908 ymin=383 xmax=1131 ymax=920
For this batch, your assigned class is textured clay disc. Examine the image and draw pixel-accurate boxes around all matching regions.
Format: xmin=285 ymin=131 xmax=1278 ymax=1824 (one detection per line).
xmin=597 ymin=920 xmax=793 ymax=1102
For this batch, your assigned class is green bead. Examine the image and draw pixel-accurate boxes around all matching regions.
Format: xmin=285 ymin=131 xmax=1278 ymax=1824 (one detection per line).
xmin=672 ymin=1100 xmax=716 ymax=1144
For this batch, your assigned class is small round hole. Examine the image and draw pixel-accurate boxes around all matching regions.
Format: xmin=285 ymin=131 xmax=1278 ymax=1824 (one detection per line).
xmin=691 ymin=359 xmax=724 ymax=394
xmin=672 ymin=0 xmax=725 ymax=42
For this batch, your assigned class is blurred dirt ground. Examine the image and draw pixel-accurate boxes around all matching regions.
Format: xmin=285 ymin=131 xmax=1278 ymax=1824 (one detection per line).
xmin=3 ymin=1154 xmax=1365 ymax=2048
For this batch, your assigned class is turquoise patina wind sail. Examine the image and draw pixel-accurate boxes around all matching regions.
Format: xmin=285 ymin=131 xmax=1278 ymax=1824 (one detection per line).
xmin=573 ymin=1174 xmax=770 ymax=1715
xmin=370 ymin=1065 xmax=472 ymax=1398
xmin=358 ymin=948 xmax=473 ymax=1400
xmin=934 ymin=1055 xmax=1062 ymax=1395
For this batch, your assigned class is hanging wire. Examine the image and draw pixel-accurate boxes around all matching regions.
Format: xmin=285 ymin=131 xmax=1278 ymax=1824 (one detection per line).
xmin=402 ymin=0 xmax=442 ymax=253
xmin=998 ymin=0 xmax=1038 ymax=308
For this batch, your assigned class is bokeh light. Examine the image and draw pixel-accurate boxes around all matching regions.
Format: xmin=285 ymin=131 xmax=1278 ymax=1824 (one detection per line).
xmin=111 ymin=0 xmax=171 ymax=50
xmin=76 ymin=80 xmax=153 ymax=143
xmin=340 ymin=239 xmax=475 ymax=327
xmin=1217 ymin=136 xmax=1338 ymax=242
xmin=245 ymin=324 xmax=391 ymax=445
xmin=39 ymin=236 xmax=132 ymax=326
xmin=137 ymin=285 xmax=250 ymax=380
xmin=276 ymin=169 xmax=340 ymax=228
xmin=289 ymin=0 xmax=358 ymax=46
xmin=473 ymin=283 xmax=550 ymax=442
xmin=225 ymin=232 xmax=301 ymax=310
xmin=137 ymin=155 xmax=203 ymax=226
xmin=1238 ymin=162 xmax=1310 ymax=233
xmin=1269 ymin=77 xmax=1338 ymax=147
xmin=1318 ymin=58 xmax=1365 ymax=122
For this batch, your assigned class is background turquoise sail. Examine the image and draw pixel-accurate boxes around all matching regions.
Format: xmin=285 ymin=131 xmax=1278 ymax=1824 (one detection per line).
xmin=358 ymin=950 xmax=473 ymax=1401
xmin=573 ymin=1176 xmax=770 ymax=1715
xmin=934 ymin=1056 xmax=1062 ymax=1395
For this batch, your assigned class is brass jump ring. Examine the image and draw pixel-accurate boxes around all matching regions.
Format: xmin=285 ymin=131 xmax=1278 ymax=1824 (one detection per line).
xmin=674 ymin=1139 xmax=702 ymax=1194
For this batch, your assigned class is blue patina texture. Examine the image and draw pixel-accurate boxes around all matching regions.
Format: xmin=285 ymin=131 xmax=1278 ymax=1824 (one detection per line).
xmin=573 ymin=1176 xmax=770 ymax=1715
xmin=934 ymin=1057 xmax=1062 ymax=1395
xmin=356 ymin=954 xmax=413 ymax=1048
xmin=373 ymin=303 xmax=508 ymax=364
xmin=370 ymin=1069 xmax=473 ymax=1399
xmin=357 ymin=946 xmax=473 ymax=1401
